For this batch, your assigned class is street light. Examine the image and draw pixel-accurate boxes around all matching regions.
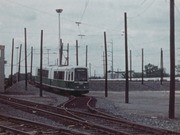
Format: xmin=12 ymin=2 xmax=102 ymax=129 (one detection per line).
xmin=56 ymin=9 xmax=63 ymax=66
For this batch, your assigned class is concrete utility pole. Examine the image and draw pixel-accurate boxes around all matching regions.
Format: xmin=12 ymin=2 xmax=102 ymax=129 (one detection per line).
xmin=24 ymin=28 xmax=27 ymax=90
xmin=124 ymin=12 xmax=129 ymax=103
xmin=104 ymin=32 xmax=108 ymax=97
xmin=169 ymin=0 xmax=175 ymax=119
xmin=11 ymin=38 xmax=14 ymax=86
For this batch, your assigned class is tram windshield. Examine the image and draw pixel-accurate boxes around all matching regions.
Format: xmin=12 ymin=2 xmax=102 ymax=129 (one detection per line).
xmin=75 ymin=68 xmax=88 ymax=81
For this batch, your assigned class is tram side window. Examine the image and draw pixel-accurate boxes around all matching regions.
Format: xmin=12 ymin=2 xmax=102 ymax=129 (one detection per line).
xmin=54 ymin=71 xmax=64 ymax=80
xmin=71 ymin=72 xmax=74 ymax=81
xmin=68 ymin=72 xmax=70 ymax=81
xmin=37 ymin=69 xmax=49 ymax=78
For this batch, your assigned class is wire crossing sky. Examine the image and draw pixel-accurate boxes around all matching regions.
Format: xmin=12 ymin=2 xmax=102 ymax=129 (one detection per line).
xmin=0 ymin=0 xmax=180 ymax=77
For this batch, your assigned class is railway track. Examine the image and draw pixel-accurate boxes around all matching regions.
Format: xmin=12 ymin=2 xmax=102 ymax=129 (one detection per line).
xmin=61 ymin=96 xmax=180 ymax=135
xmin=0 ymin=94 xmax=179 ymax=135
xmin=0 ymin=113 xmax=84 ymax=135
xmin=0 ymin=94 xmax=130 ymax=135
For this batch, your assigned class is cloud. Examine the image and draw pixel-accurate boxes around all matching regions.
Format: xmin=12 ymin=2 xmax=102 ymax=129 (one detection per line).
xmin=0 ymin=1 xmax=37 ymax=22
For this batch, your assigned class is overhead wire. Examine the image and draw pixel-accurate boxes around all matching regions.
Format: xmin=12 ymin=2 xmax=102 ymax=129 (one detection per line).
xmin=140 ymin=0 xmax=147 ymax=5
xmin=2 ymin=0 xmax=174 ymax=51
xmin=175 ymin=3 xmax=180 ymax=14
xmin=0 ymin=0 xmax=124 ymax=37
xmin=79 ymin=0 xmax=90 ymax=22
xmin=128 ymin=0 xmax=155 ymax=19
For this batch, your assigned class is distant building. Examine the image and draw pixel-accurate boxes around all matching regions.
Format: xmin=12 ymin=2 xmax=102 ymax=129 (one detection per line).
xmin=0 ymin=45 xmax=5 ymax=92
xmin=107 ymin=70 xmax=135 ymax=79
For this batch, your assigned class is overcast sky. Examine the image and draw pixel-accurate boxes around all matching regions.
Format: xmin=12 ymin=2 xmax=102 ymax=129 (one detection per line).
xmin=0 ymin=0 xmax=180 ymax=77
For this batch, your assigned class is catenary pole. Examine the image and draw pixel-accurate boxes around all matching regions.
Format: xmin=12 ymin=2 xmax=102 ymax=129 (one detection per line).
xmin=30 ymin=47 xmax=33 ymax=80
xmin=169 ymin=0 xmax=175 ymax=119
xmin=124 ymin=12 xmax=129 ymax=103
xmin=60 ymin=39 xmax=63 ymax=66
xmin=67 ymin=43 xmax=69 ymax=66
xmin=104 ymin=32 xmax=108 ymax=97
xmin=24 ymin=28 xmax=27 ymax=90
xmin=76 ymin=40 xmax=79 ymax=66
xmin=40 ymin=30 xmax=43 ymax=97
xmin=130 ymin=50 xmax=132 ymax=81
xmin=86 ymin=45 xmax=88 ymax=67
xmin=142 ymin=48 xmax=144 ymax=85
xmin=18 ymin=44 xmax=22 ymax=82
xmin=160 ymin=48 xmax=164 ymax=85
xmin=11 ymin=38 xmax=14 ymax=86
xmin=89 ymin=63 xmax=91 ymax=78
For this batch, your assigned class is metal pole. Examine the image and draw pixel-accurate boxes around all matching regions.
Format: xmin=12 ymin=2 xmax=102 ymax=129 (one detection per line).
xmin=58 ymin=12 xmax=61 ymax=66
xmin=111 ymin=41 xmax=113 ymax=79
xmin=124 ymin=12 xmax=129 ymax=103
xmin=56 ymin=9 xmax=63 ymax=66
xmin=16 ymin=46 xmax=19 ymax=74
xmin=130 ymin=50 xmax=132 ymax=81
xmin=47 ymin=49 xmax=50 ymax=66
xmin=24 ymin=28 xmax=27 ymax=90
xmin=40 ymin=30 xmax=43 ymax=97
xmin=11 ymin=38 xmax=14 ymax=86
xmin=104 ymin=32 xmax=108 ymax=97
xmin=60 ymin=39 xmax=63 ymax=66
xmin=24 ymin=30 xmax=28 ymax=85
xmin=89 ymin=63 xmax=91 ymax=79
xmin=160 ymin=48 xmax=163 ymax=85
xmin=30 ymin=47 xmax=33 ymax=80
xmin=18 ymin=44 xmax=22 ymax=82
xmin=67 ymin=43 xmax=69 ymax=66
xmin=103 ymin=52 xmax=105 ymax=77
xmin=76 ymin=40 xmax=79 ymax=66
xmin=169 ymin=0 xmax=175 ymax=119
xmin=86 ymin=45 xmax=88 ymax=67
xmin=142 ymin=48 xmax=144 ymax=85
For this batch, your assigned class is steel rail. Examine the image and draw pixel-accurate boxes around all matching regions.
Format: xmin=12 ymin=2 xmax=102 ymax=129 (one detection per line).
xmin=0 ymin=125 xmax=32 ymax=135
xmin=0 ymin=113 xmax=86 ymax=135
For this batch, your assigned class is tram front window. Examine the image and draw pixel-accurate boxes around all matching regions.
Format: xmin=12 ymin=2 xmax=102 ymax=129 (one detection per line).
xmin=75 ymin=68 xmax=88 ymax=81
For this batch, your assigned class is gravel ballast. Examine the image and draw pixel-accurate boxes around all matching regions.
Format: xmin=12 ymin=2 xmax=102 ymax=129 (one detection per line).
xmin=88 ymin=91 xmax=180 ymax=133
